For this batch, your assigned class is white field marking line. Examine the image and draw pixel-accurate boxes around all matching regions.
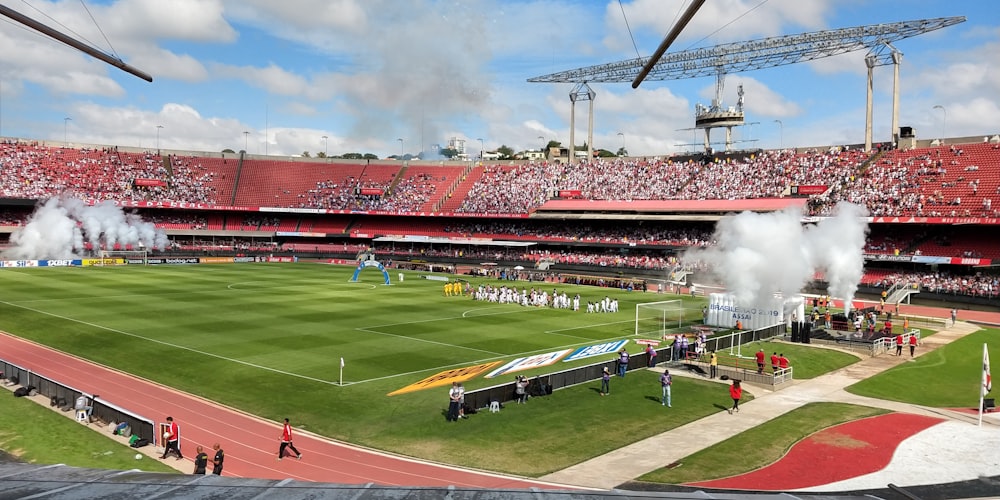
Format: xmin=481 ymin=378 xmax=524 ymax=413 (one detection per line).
xmin=462 ymin=307 xmax=533 ymax=318
xmin=11 ymin=290 xmax=201 ymax=304
xmin=544 ymin=318 xmax=635 ymax=334
xmin=354 ymin=308 xmax=539 ymax=356
xmin=354 ymin=326 xmax=506 ymax=358
xmin=364 ymin=307 xmax=536 ymax=330
xmin=0 ymin=300 xmax=342 ymax=386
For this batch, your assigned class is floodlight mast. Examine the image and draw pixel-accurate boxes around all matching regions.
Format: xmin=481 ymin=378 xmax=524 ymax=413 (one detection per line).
xmin=528 ymin=17 xmax=964 ymax=84
xmin=529 ymin=17 xmax=964 ymax=153
xmin=0 ymin=4 xmax=152 ymax=82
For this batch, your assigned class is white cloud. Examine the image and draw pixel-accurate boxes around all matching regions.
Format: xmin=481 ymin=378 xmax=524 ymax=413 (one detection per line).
xmin=604 ymin=0 xmax=836 ymax=52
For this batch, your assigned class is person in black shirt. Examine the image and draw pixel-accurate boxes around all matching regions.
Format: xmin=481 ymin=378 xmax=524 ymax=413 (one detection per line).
xmin=211 ymin=443 xmax=225 ymax=475
xmin=193 ymin=446 xmax=208 ymax=474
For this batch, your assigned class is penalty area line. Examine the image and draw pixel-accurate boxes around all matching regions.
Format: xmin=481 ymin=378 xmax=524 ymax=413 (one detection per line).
xmin=0 ymin=300 xmax=342 ymax=387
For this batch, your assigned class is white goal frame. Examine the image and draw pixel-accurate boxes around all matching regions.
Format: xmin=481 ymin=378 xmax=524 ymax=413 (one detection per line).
xmin=98 ymin=250 xmax=148 ymax=266
xmin=634 ymin=299 xmax=684 ymax=337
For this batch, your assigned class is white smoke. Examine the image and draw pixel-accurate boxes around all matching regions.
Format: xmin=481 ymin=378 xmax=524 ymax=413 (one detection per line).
xmin=684 ymin=202 xmax=869 ymax=313
xmin=3 ymin=196 xmax=169 ymax=260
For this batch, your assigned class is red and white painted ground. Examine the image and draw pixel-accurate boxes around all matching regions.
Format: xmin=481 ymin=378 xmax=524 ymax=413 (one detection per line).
xmin=686 ymin=413 xmax=943 ymax=490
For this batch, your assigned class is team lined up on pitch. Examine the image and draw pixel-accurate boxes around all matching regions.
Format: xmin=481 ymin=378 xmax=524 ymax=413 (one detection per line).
xmin=450 ymin=282 xmax=620 ymax=312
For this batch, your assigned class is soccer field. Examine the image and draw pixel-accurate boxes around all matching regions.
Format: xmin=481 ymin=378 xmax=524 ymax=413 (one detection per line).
xmin=0 ymin=262 xmax=708 ymax=467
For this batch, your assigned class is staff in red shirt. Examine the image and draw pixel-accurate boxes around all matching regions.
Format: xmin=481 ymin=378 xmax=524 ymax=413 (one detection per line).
xmin=755 ymin=349 xmax=765 ymax=374
xmin=770 ymin=352 xmax=780 ymax=373
xmin=160 ymin=416 xmax=183 ymax=460
xmin=278 ymin=418 xmax=302 ymax=460
xmin=728 ymin=380 xmax=742 ymax=414
xmin=895 ymin=334 xmax=904 ymax=356
xmin=778 ymin=353 xmax=789 ymax=370
xmin=908 ymin=334 xmax=918 ymax=357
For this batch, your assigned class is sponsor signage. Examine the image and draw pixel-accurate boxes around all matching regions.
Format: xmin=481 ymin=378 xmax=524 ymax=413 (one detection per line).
xmin=864 ymin=253 xmax=912 ymax=263
xmin=793 ymin=184 xmax=828 ymax=195
xmin=635 ymin=339 xmax=661 ymax=346
xmin=950 ymin=257 xmax=991 ymax=266
xmin=260 ymin=207 xmax=324 ymax=214
xmin=233 ymin=256 xmax=256 ymax=263
xmin=0 ymin=260 xmax=39 ymax=268
xmin=199 ymin=257 xmax=235 ymax=264
xmin=275 ymin=231 xmax=327 ymax=237
xmin=81 ymin=258 xmax=124 ymax=267
xmin=388 ymin=362 xmax=501 ymax=396
xmin=558 ymin=190 xmax=582 ymax=198
xmin=911 ymin=255 xmax=952 ymax=264
xmin=134 ymin=178 xmax=167 ymax=187
xmin=267 ymin=256 xmax=297 ymax=263
xmin=112 ymin=200 xmax=257 ymax=211
xmin=359 ymin=188 xmax=384 ymax=196
xmin=41 ymin=260 xmax=79 ymax=267
xmin=563 ymin=340 xmax=629 ymax=362
xmin=869 ymin=216 xmax=1000 ymax=225
xmin=485 ymin=349 xmax=571 ymax=378
xmin=138 ymin=257 xmax=200 ymax=265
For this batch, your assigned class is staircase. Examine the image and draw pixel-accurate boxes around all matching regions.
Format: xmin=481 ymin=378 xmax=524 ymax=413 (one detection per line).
xmin=438 ymin=164 xmax=484 ymax=212
xmin=887 ymin=283 xmax=920 ymax=305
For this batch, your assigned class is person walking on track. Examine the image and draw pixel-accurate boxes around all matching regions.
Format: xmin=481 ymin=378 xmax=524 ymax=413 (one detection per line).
xmin=278 ymin=418 xmax=303 ymax=460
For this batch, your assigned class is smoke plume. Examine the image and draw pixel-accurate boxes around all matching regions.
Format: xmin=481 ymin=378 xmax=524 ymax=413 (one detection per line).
xmin=3 ymin=196 xmax=168 ymax=260
xmin=684 ymin=202 xmax=869 ymax=312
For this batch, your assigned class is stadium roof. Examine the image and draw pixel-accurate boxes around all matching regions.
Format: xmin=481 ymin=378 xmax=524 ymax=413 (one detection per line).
xmin=528 ymin=17 xmax=965 ymax=83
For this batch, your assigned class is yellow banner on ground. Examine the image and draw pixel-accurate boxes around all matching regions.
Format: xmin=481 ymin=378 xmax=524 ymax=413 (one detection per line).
xmin=388 ymin=361 xmax=501 ymax=396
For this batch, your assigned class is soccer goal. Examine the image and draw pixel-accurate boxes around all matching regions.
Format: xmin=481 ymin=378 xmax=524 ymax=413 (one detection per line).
xmin=97 ymin=250 xmax=148 ymax=266
xmin=635 ymin=299 xmax=685 ymax=337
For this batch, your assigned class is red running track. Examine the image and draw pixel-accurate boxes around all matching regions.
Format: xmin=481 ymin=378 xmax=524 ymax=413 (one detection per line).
xmin=0 ymin=332 xmax=570 ymax=489
xmin=686 ymin=413 xmax=943 ymax=491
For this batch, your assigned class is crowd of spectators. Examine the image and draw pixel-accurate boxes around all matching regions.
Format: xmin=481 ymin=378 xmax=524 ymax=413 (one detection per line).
xmin=166 ymin=155 xmax=222 ymax=204
xmin=456 ymin=158 xmax=701 ymax=213
xmin=866 ymin=270 xmax=1000 ymax=298
xmin=0 ymin=141 xmax=224 ymax=204
xmin=145 ymin=213 xmax=208 ymax=230
xmin=6 ymin=139 xmax=1000 ymax=220
xmin=442 ymin=221 xmax=713 ymax=247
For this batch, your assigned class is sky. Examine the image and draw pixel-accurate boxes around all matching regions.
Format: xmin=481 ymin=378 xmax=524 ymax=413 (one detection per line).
xmin=0 ymin=0 xmax=997 ymax=159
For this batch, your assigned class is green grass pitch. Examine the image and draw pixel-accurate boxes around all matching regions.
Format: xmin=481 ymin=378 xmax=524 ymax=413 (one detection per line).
xmin=0 ymin=263 xmax=710 ymax=473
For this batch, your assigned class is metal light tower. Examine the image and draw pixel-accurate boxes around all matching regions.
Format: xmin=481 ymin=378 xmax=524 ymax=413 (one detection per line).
xmin=933 ymin=105 xmax=946 ymax=142
xmin=156 ymin=125 xmax=163 ymax=152
xmin=529 ymin=17 xmax=964 ymax=153
xmin=63 ymin=116 xmax=71 ymax=144
xmin=568 ymin=82 xmax=596 ymax=165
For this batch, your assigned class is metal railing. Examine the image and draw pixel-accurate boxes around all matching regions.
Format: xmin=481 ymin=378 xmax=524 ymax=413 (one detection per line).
xmin=0 ymin=358 xmax=155 ymax=445
xmin=464 ymin=323 xmax=788 ymax=408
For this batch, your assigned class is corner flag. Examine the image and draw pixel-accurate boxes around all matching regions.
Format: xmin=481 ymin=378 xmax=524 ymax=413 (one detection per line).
xmin=984 ymin=344 xmax=992 ymax=397
xmin=340 ymin=357 xmax=345 ymax=369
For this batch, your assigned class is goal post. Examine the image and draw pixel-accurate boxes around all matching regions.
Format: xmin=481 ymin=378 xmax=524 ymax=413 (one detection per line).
xmin=635 ymin=299 xmax=684 ymax=337
xmin=98 ymin=250 xmax=148 ymax=266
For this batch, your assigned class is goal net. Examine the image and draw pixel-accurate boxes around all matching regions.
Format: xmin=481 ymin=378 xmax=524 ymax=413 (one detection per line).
xmin=635 ymin=299 xmax=684 ymax=337
xmin=97 ymin=250 xmax=148 ymax=266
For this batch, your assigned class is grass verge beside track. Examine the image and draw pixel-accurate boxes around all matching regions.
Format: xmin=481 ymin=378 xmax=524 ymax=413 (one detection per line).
xmin=0 ymin=393 xmax=177 ymax=473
